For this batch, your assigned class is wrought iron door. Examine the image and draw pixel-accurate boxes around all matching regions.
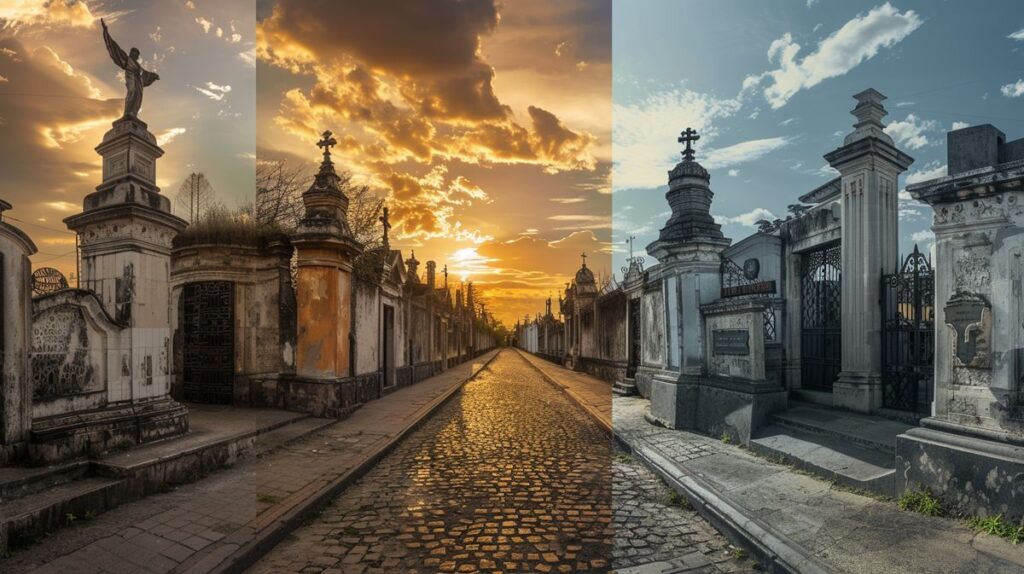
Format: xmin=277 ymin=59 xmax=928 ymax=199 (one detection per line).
xmin=800 ymin=243 xmax=841 ymax=392
xmin=627 ymin=298 xmax=640 ymax=378
xmin=881 ymin=246 xmax=935 ymax=413
xmin=182 ymin=281 xmax=234 ymax=404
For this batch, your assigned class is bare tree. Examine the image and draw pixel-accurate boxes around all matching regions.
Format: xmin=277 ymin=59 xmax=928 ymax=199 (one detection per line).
xmin=253 ymin=158 xmax=384 ymax=249
xmin=174 ymin=172 xmax=217 ymax=224
xmin=255 ymin=159 xmax=306 ymax=229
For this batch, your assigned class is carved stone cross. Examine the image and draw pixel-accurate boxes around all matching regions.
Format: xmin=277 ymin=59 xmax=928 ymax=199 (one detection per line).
xmin=678 ymin=127 xmax=700 ymax=161
xmin=317 ymin=130 xmax=337 ymax=160
xmin=379 ymin=206 xmax=391 ymax=247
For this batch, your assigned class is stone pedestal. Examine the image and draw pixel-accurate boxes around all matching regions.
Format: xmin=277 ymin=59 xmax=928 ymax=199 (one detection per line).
xmin=18 ymin=116 xmax=192 ymax=462
xmin=897 ymin=124 xmax=1024 ymax=518
xmin=0 ymin=202 xmax=37 ymax=463
xmin=645 ymin=154 xmax=731 ymax=429
xmin=288 ymin=132 xmax=363 ymax=415
xmin=65 ymin=118 xmax=187 ymax=400
xmin=824 ymin=90 xmax=912 ymax=413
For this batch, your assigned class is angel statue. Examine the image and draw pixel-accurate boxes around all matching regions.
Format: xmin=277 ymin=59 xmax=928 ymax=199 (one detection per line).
xmin=101 ymin=18 xmax=159 ymax=120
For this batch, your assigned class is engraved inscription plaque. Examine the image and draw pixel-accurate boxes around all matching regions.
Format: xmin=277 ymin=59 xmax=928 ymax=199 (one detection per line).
xmin=713 ymin=329 xmax=750 ymax=356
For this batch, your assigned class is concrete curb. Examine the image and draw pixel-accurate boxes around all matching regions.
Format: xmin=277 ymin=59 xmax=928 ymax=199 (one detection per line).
xmin=617 ymin=435 xmax=830 ymax=574
xmin=514 ymin=350 xmax=827 ymax=574
xmin=514 ymin=349 xmax=612 ymax=435
xmin=184 ymin=349 xmax=502 ymax=574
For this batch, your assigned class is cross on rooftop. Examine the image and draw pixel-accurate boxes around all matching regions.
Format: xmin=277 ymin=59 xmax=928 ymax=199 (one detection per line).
xmin=678 ymin=127 xmax=700 ymax=161
xmin=317 ymin=130 xmax=337 ymax=161
xmin=379 ymin=206 xmax=391 ymax=247
xmin=625 ymin=235 xmax=636 ymax=260
xmin=580 ymin=251 xmax=588 ymax=267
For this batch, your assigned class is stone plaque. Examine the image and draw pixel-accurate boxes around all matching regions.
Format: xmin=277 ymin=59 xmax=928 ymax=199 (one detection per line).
xmin=743 ymin=258 xmax=760 ymax=280
xmin=713 ymin=329 xmax=750 ymax=356
xmin=945 ymin=292 xmax=990 ymax=368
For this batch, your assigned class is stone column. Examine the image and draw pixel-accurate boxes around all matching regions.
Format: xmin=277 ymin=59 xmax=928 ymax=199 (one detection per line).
xmin=646 ymin=139 xmax=731 ymax=429
xmin=292 ymin=132 xmax=363 ymax=380
xmin=0 ymin=201 xmax=37 ymax=463
xmin=65 ymin=117 xmax=188 ymax=409
xmin=824 ymin=89 xmax=912 ymax=413
xmin=898 ymin=124 xmax=1024 ymax=518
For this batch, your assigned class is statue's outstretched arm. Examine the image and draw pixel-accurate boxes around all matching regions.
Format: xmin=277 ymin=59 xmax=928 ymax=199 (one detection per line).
xmin=101 ymin=18 xmax=129 ymax=69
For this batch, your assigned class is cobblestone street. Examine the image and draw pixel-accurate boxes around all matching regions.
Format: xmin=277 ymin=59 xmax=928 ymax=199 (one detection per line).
xmin=612 ymin=451 xmax=753 ymax=572
xmin=253 ymin=350 xmax=750 ymax=573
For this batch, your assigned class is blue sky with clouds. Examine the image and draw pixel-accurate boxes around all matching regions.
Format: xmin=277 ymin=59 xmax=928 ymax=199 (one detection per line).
xmin=611 ymin=0 xmax=1024 ymax=271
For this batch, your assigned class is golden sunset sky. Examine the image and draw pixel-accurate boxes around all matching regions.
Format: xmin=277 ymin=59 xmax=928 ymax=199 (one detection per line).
xmin=0 ymin=0 xmax=611 ymax=326
xmin=256 ymin=0 xmax=612 ymax=325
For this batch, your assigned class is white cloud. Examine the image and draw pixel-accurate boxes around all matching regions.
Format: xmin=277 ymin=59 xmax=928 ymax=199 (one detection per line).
xmin=745 ymin=3 xmax=922 ymax=109
xmin=1009 ymin=29 xmax=1024 ymax=40
xmin=904 ymin=161 xmax=946 ymax=185
xmin=612 ymin=89 xmax=741 ymax=190
xmin=885 ymin=114 xmax=939 ymax=150
xmin=156 ymin=127 xmax=186 ymax=146
xmin=230 ymin=33 xmax=241 ymax=43
xmin=910 ymin=229 xmax=934 ymax=243
xmin=195 ymin=17 xmax=212 ymax=34
xmin=1001 ymin=79 xmax=1024 ymax=98
xmin=238 ymin=49 xmax=256 ymax=67
xmin=703 ymin=137 xmax=791 ymax=170
xmin=779 ymin=117 xmax=796 ymax=126
xmin=193 ymin=82 xmax=231 ymax=101
xmin=550 ymin=197 xmax=585 ymax=204
xmin=714 ymin=207 xmax=777 ymax=227
xmin=727 ymin=169 xmax=739 ymax=177
xmin=952 ymin=121 xmax=970 ymax=131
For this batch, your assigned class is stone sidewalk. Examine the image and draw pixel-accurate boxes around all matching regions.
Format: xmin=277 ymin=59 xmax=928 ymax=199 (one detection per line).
xmin=0 ymin=351 xmax=499 ymax=574
xmin=517 ymin=351 xmax=1024 ymax=574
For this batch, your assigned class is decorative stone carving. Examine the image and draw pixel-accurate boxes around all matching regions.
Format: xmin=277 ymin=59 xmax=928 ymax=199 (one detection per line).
xmin=944 ymin=292 xmax=991 ymax=369
xmin=30 ymin=305 xmax=97 ymax=398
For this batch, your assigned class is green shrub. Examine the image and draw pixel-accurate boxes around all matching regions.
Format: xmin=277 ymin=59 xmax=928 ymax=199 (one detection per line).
xmin=968 ymin=515 xmax=1024 ymax=544
xmin=897 ymin=486 xmax=944 ymax=517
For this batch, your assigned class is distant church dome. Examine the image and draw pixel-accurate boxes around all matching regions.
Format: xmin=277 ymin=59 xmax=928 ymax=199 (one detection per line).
xmin=575 ymin=264 xmax=595 ymax=285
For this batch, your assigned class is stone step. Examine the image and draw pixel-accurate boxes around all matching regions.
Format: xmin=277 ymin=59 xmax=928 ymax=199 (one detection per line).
xmin=0 ymin=462 xmax=89 ymax=503
xmin=750 ymin=423 xmax=897 ymax=497
xmin=0 ymin=476 xmax=125 ymax=551
xmin=0 ymin=410 xmax=334 ymax=554
xmin=769 ymin=402 xmax=913 ymax=455
xmin=612 ymin=378 xmax=638 ymax=397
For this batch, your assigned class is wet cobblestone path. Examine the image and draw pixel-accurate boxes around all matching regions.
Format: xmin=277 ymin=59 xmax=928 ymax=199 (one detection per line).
xmin=252 ymin=350 xmax=751 ymax=573
xmin=253 ymin=350 xmax=614 ymax=573
xmin=611 ymin=450 xmax=755 ymax=572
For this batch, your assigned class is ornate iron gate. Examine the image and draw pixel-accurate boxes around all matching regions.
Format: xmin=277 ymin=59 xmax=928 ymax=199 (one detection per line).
xmin=881 ymin=246 xmax=935 ymax=413
xmin=182 ymin=281 xmax=234 ymax=404
xmin=800 ymin=243 xmax=841 ymax=392
xmin=627 ymin=298 xmax=640 ymax=378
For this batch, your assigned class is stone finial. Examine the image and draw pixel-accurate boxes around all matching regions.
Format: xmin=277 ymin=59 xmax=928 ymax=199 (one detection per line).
xmin=678 ymin=127 xmax=700 ymax=161
xmin=298 ymin=128 xmax=356 ymax=238
xmin=426 ymin=260 xmax=436 ymax=288
xmin=845 ymin=88 xmax=893 ymax=145
xmin=317 ymin=130 xmax=337 ymax=163
xmin=379 ymin=206 xmax=391 ymax=249
xmin=405 ymin=250 xmax=420 ymax=282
